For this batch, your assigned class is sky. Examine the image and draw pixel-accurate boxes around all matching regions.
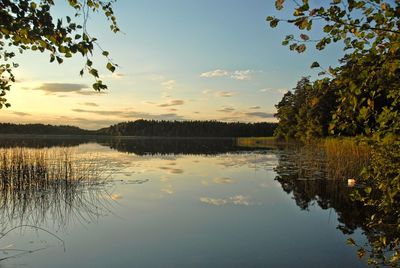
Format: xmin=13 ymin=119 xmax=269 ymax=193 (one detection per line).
xmin=2 ymin=0 xmax=344 ymax=130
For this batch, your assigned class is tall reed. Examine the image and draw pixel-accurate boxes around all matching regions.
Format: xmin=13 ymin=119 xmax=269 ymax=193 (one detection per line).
xmin=0 ymin=147 xmax=109 ymax=191
xmin=291 ymin=138 xmax=372 ymax=181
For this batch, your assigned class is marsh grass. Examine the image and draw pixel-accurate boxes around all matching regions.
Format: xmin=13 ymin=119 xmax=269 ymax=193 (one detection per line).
xmin=0 ymin=147 xmax=115 ymax=261
xmin=0 ymin=147 xmax=110 ymax=190
xmin=294 ymin=138 xmax=372 ymax=181
xmin=0 ymin=147 xmax=116 ymax=227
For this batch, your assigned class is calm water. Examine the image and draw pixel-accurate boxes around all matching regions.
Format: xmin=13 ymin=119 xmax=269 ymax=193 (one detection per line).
xmin=0 ymin=136 xmax=368 ymax=268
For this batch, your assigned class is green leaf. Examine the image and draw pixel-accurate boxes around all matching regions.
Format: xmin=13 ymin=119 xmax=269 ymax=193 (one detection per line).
xmin=365 ymin=187 xmax=372 ymax=194
xmin=89 ymin=68 xmax=99 ymax=78
xmin=106 ymin=62 xmax=115 ymax=72
xmin=310 ymin=61 xmax=320 ymax=68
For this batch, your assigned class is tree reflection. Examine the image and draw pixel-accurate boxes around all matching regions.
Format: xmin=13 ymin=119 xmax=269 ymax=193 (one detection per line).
xmin=274 ymin=144 xmax=400 ymax=267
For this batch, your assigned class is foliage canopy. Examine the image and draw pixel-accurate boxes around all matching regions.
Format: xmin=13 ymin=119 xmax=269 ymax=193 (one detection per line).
xmin=0 ymin=0 xmax=119 ymax=108
xmin=268 ymin=0 xmax=399 ymax=140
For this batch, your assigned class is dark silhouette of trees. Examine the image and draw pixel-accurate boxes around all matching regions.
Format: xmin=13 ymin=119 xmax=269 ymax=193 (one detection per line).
xmin=0 ymin=120 xmax=277 ymax=137
xmin=0 ymin=123 xmax=91 ymax=135
xmin=99 ymin=120 xmax=277 ymax=137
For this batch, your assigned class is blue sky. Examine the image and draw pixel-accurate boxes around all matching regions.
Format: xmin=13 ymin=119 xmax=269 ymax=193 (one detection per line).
xmin=3 ymin=0 xmax=344 ymax=129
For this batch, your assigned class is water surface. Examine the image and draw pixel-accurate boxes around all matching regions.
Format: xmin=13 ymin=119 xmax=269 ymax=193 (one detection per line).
xmin=0 ymin=136 xmax=368 ymax=268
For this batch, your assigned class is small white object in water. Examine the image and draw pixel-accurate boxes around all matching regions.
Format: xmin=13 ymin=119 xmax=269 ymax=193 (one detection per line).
xmin=347 ymin=178 xmax=356 ymax=187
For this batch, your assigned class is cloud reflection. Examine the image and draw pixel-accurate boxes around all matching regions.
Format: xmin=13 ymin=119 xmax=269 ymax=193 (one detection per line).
xmin=200 ymin=195 xmax=250 ymax=206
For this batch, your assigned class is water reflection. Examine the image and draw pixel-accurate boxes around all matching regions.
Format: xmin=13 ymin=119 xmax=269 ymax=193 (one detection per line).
xmin=0 ymin=136 xmax=382 ymax=267
xmin=274 ymin=144 xmax=400 ymax=267
xmin=0 ymin=135 xmax=278 ymax=155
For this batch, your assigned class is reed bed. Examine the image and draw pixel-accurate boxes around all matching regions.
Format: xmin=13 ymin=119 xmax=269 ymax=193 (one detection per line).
xmin=321 ymin=138 xmax=371 ymax=180
xmin=0 ymin=147 xmax=110 ymax=191
xmin=0 ymin=147 xmax=115 ymax=228
xmin=293 ymin=138 xmax=372 ymax=181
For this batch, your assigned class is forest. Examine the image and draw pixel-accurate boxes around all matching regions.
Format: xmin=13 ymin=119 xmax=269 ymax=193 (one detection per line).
xmin=0 ymin=121 xmax=277 ymax=137
xmin=98 ymin=120 xmax=277 ymax=137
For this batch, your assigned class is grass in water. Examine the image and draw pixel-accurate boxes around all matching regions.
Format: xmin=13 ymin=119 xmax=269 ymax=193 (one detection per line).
xmin=295 ymin=138 xmax=372 ymax=181
xmin=0 ymin=147 xmax=109 ymax=190
xmin=0 ymin=147 xmax=115 ymax=261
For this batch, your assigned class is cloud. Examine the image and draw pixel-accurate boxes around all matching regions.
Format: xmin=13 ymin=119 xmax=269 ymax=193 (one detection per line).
xmin=260 ymin=88 xmax=288 ymax=94
xmin=217 ymin=107 xmax=235 ymax=113
xmin=245 ymin=112 xmax=274 ymax=118
xmin=35 ymin=83 xmax=88 ymax=93
xmin=10 ymin=111 xmax=31 ymax=116
xmin=158 ymin=99 xmax=185 ymax=107
xmin=142 ymin=101 xmax=156 ymax=105
xmin=249 ymin=106 xmax=261 ymax=109
xmin=161 ymin=80 xmax=176 ymax=90
xmin=215 ymin=91 xmax=236 ymax=98
xmin=231 ymin=70 xmax=253 ymax=80
xmin=200 ymin=69 xmax=230 ymax=78
xmin=79 ymin=102 xmax=98 ymax=107
xmin=33 ymin=83 xmax=107 ymax=96
xmin=200 ymin=69 xmax=255 ymax=80
xmin=76 ymin=91 xmax=107 ymax=96
xmin=72 ymin=108 xmax=184 ymax=121
xmin=112 ymin=73 xmax=124 ymax=79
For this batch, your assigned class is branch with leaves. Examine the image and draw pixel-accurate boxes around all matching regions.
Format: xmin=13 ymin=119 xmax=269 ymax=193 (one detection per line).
xmin=0 ymin=0 xmax=120 ymax=108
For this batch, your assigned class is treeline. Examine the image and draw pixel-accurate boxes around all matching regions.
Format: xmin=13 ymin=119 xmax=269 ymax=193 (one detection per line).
xmin=0 ymin=121 xmax=277 ymax=137
xmin=0 ymin=123 xmax=91 ymax=135
xmin=99 ymin=120 xmax=277 ymax=137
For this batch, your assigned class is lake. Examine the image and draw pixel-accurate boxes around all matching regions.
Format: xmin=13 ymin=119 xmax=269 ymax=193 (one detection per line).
xmin=0 ymin=136 xmax=369 ymax=268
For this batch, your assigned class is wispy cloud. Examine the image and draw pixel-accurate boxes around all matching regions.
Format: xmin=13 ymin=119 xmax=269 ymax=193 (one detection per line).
xmin=79 ymin=102 xmax=98 ymax=107
xmin=10 ymin=111 xmax=31 ymax=116
xmin=249 ymin=106 xmax=261 ymax=109
xmin=200 ymin=69 xmax=255 ymax=80
xmin=231 ymin=70 xmax=253 ymax=80
xmin=158 ymin=99 xmax=185 ymax=107
xmin=217 ymin=107 xmax=235 ymax=113
xmin=161 ymin=80 xmax=176 ymax=90
xmin=245 ymin=112 xmax=274 ymax=118
xmin=72 ymin=108 xmax=184 ymax=121
xmin=200 ymin=69 xmax=230 ymax=78
xmin=33 ymin=83 xmax=106 ymax=96
xmin=35 ymin=83 xmax=88 ymax=93
xmin=215 ymin=91 xmax=236 ymax=98
xmin=260 ymin=88 xmax=288 ymax=94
